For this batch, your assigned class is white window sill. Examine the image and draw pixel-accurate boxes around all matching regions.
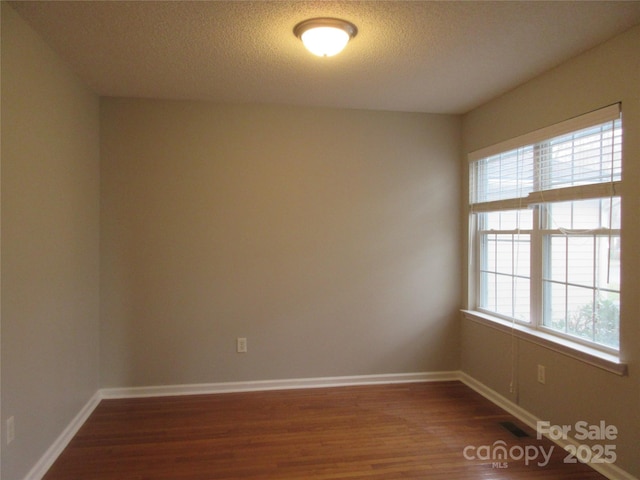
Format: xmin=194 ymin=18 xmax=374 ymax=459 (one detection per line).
xmin=461 ymin=310 xmax=627 ymax=376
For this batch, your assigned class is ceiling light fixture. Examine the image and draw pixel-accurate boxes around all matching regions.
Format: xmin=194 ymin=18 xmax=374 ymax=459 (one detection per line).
xmin=294 ymin=18 xmax=358 ymax=57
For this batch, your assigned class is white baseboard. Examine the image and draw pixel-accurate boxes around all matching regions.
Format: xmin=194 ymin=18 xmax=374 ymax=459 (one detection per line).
xmin=25 ymin=391 xmax=101 ymax=480
xmin=457 ymin=372 xmax=540 ymax=429
xmin=99 ymin=371 xmax=459 ymax=399
xmin=458 ymin=372 xmax=637 ymax=480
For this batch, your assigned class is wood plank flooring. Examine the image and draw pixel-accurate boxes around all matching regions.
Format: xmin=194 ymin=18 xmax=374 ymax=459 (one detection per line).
xmin=43 ymin=381 xmax=606 ymax=479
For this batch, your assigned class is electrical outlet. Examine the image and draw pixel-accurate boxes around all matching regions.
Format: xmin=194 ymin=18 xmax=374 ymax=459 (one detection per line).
xmin=237 ymin=337 xmax=247 ymax=353
xmin=7 ymin=416 xmax=15 ymax=444
xmin=537 ymin=364 xmax=546 ymax=384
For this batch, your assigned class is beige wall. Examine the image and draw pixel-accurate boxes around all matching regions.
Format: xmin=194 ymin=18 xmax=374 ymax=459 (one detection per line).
xmin=5 ymin=1 xmax=637 ymax=477
xmin=100 ymin=99 xmax=462 ymax=387
xmin=1 ymin=4 xmax=101 ymax=480
xmin=461 ymin=25 xmax=640 ymax=476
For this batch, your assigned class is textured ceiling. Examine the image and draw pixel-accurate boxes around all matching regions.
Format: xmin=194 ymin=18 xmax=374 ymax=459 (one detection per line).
xmin=9 ymin=1 xmax=640 ymax=114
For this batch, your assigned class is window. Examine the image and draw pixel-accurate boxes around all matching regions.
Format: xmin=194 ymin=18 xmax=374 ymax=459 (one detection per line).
xmin=468 ymin=105 xmax=622 ymax=353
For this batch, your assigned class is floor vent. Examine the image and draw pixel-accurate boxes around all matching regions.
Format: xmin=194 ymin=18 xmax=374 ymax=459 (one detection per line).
xmin=499 ymin=421 xmax=530 ymax=438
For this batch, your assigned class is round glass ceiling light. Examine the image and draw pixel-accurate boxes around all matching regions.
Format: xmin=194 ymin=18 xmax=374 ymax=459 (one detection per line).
xmin=294 ymin=18 xmax=358 ymax=57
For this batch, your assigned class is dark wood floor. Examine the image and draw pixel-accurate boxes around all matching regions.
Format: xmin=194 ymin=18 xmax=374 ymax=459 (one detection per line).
xmin=43 ymin=381 xmax=606 ymax=479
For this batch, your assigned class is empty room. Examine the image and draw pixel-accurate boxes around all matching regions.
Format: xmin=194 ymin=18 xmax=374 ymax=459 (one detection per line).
xmin=2 ymin=1 xmax=639 ymax=479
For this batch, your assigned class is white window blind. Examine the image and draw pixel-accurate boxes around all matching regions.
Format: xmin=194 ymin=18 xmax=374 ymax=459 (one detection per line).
xmin=470 ymin=104 xmax=622 ymax=211
xmin=539 ymin=120 xmax=621 ymax=190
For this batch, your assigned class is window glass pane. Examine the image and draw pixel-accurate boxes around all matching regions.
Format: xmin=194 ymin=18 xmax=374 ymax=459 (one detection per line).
xmin=543 ymin=232 xmax=620 ymax=347
xmin=567 ymin=236 xmax=594 ymax=287
xmin=543 ymin=281 xmax=566 ymax=332
xmin=572 ymin=199 xmax=602 ymax=229
xmin=594 ymin=292 xmax=620 ymax=349
xmin=595 ymin=236 xmax=620 ymax=290
xmin=495 ymin=274 xmax=513 ymax=318
xmin=546 ymin=202 xmax=572 ymax=229
xmin=514 ymin=277 xmax=530 ymax=322
xmin=480 ymin=232 xmax=530 ymax=322
xmin=480 ymin=272 xmax=496 ymax=311
xmin=495 ymin=235 xmax=513 ymax=275
xmin=514 ymin=235 xmax=530 ymax=277
xmin=567 ymin=285 xmax=595 ymax=341
xmin=609 ymin=197 xmax=621 ymax=229
xmin=484 ymin=210 xmax=533 ymax=230
xmin=481 ymin=233 xmax=530 ymax=277
xmin=546 ymin=198 xmax=621 ymax=230
xmin=482 ymin=234 xmax=496 ymax=272
xmin=546 ymin=236 xmax=566 ymax=282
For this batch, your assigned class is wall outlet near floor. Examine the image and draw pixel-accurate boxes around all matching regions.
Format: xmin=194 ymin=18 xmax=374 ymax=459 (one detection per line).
xmin=6 ymin=416 xmax=15 ymax=444
xmin=237 ymin=337 xmax=247 ymax=353
xmin=537 ymin=364 xmax=546 ymax=384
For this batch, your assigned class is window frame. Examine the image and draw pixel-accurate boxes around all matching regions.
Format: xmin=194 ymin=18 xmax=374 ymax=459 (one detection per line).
xmin=466 ymin=105 xmax=625 ymax=371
